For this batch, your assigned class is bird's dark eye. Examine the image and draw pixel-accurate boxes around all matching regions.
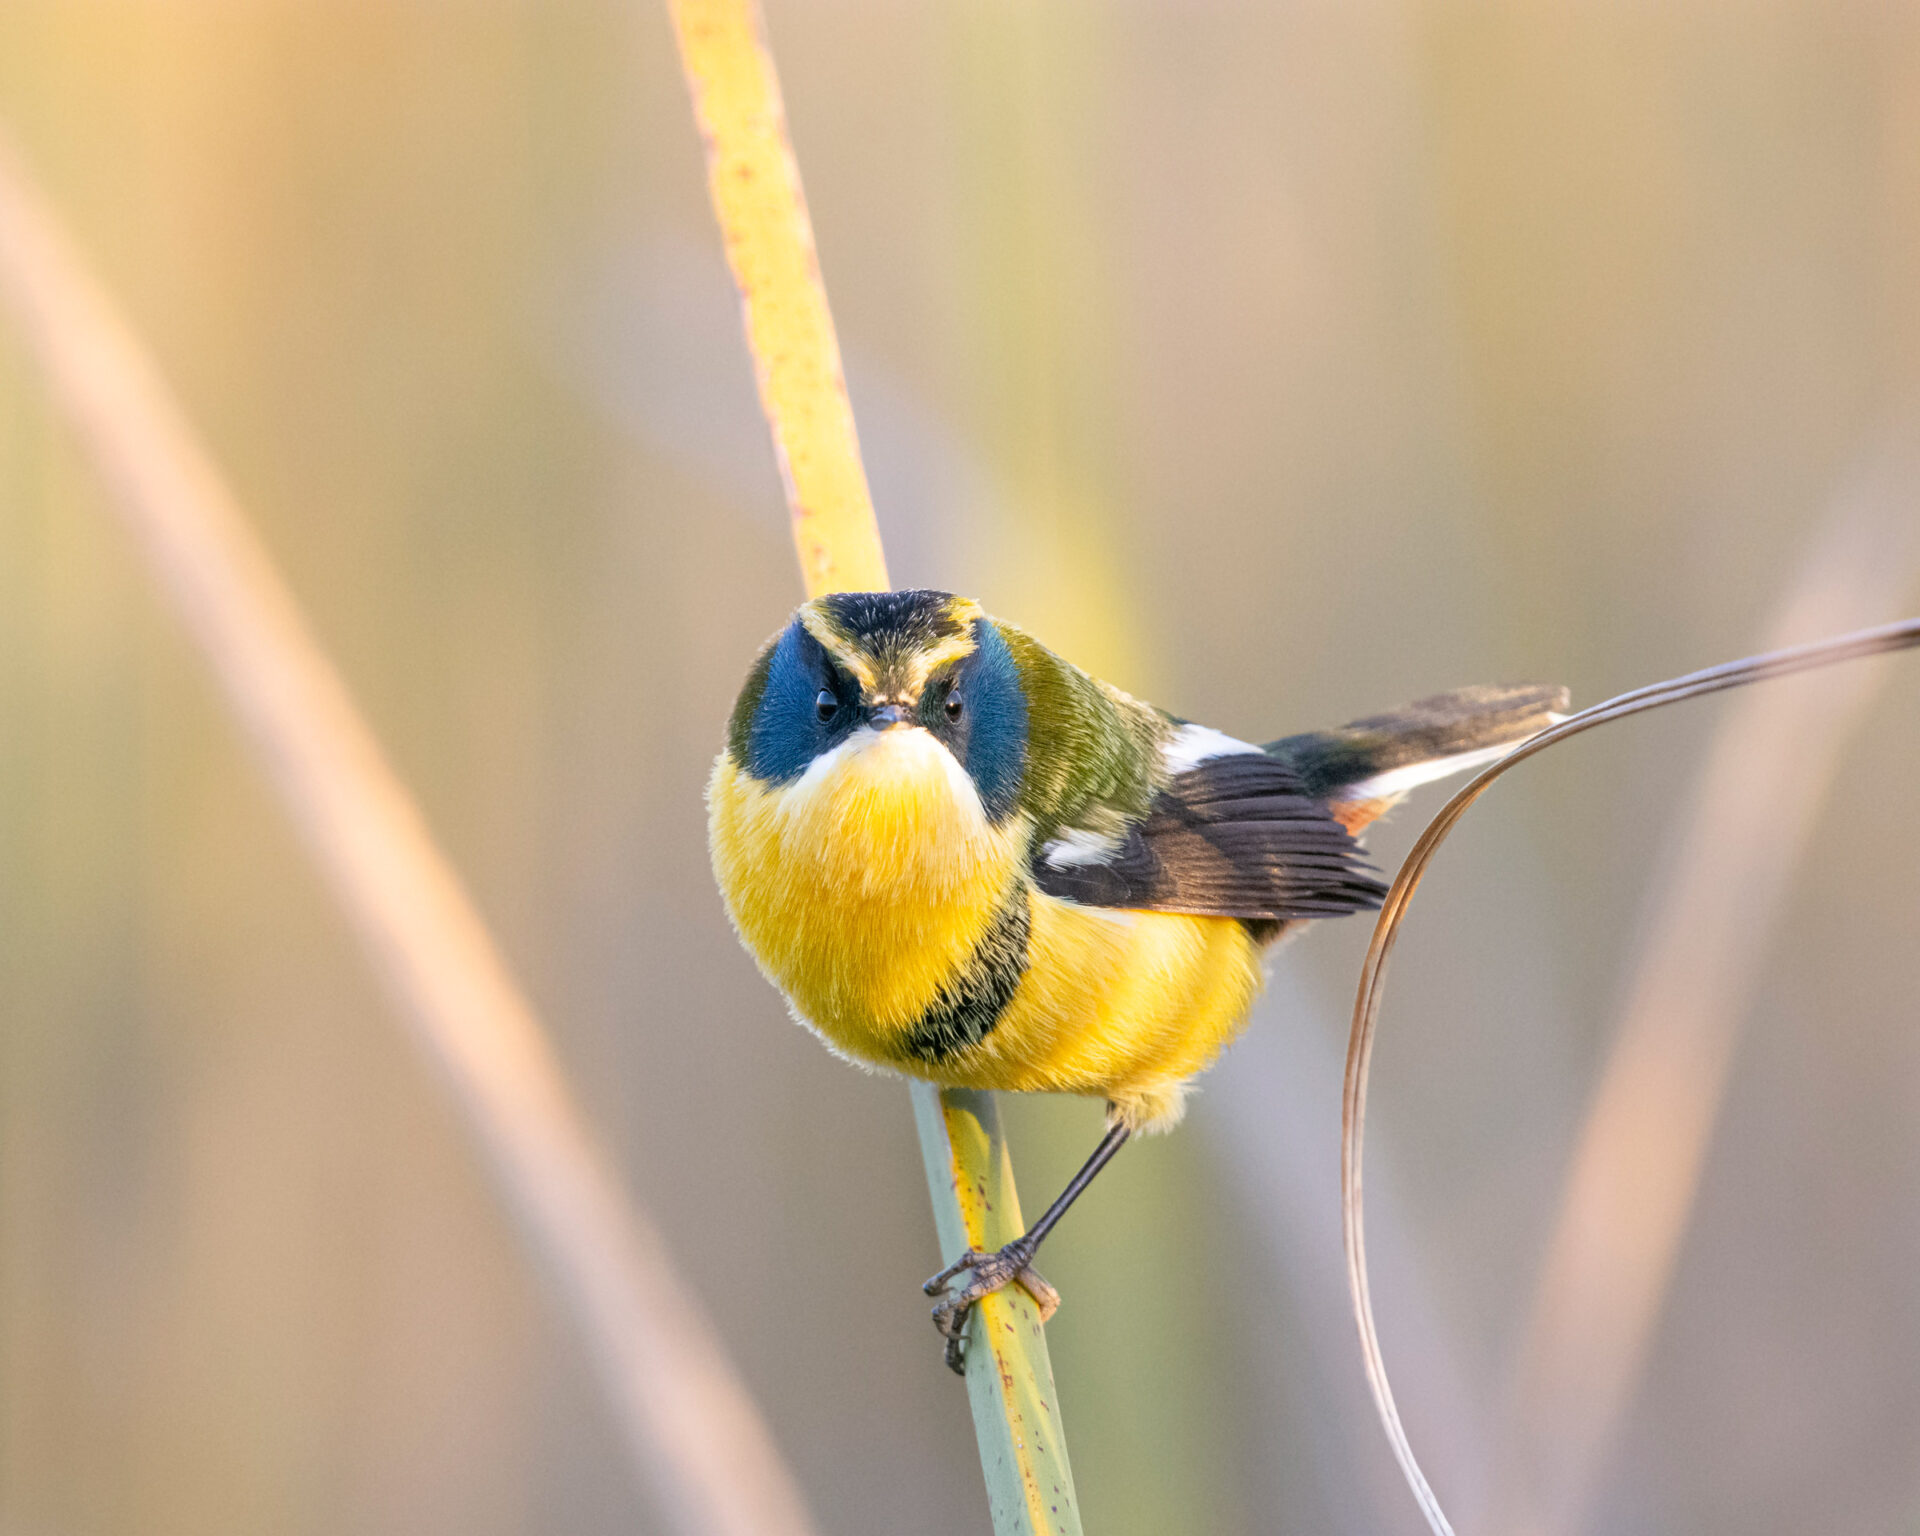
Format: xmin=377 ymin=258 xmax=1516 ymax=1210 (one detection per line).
xmin=945 ymin=688 xmax=963 ymax=722
xmin=815 ymin=688 xmax=837 ymax=722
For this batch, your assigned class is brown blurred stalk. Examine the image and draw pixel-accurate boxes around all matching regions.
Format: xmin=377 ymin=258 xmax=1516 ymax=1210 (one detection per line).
xmin=1495 ymin=448 xmax=1920 ymax=1536
xmin=0 ymin=128 xmax=815 ymax=1536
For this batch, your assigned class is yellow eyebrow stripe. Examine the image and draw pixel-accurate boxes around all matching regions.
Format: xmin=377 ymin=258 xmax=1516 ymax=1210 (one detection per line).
xmin=797 ymin=605 xmax=879 ymax=690
xmin=903 ymin=630 xmax=979 ymax=693
xmin=797 ymin=595 xmax=986 ymax=701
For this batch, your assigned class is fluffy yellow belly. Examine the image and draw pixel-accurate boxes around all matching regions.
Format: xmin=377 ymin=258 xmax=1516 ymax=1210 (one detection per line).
xmin=919 ymin=891 xmax=1267 ymax=1131
xmin=708 ymin=736 xmax=1028 ymax=1058
xmin=709 ymin=739 xmax=1268 ymax=1133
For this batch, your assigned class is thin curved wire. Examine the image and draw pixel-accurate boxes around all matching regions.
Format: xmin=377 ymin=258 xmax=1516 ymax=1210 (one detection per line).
xmin=1341 ymin=616 xmax=1920 ymax=1536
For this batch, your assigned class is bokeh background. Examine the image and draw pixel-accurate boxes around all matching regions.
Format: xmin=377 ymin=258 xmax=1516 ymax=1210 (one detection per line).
xmin=4 ymin=4 xmax=1919 ymax=1534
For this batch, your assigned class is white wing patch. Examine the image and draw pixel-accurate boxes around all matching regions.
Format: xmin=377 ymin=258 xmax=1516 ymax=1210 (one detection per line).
xmin=1335 ymin=717 xmax=1565 ymax=802
xmin=1038 ymin=826 xmax=1126 ymax=868
xmin=1159 ymin=723 xmax=1266 ymax=776
xmin=1038 ymin=723 xmax=1263 ymax=876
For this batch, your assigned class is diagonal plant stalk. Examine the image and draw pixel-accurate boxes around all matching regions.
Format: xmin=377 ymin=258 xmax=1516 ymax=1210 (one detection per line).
xmin=0 ymin=129 xmax=814 ymax=1536
xmin=915 ymin=1091 xmax=1083 ymax=1534
xmin=1495 ymin=458 xmax=1920 ymax=1536
xmin=667 ymin=4 xmax=1083 ymax=1531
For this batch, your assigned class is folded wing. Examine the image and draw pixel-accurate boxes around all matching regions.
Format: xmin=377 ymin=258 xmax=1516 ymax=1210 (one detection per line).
xmin=1030 ymin=751 xmax=1386 ymax=920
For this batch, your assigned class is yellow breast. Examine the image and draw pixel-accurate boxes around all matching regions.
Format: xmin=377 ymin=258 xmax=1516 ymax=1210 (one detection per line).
xmin=708 ymin=729 xmax=1027 ymax=1063
xmin=927 ymin=892 xmax=1268 ymax=1130
xmin=710 ymin=729 xmax=1272 ymax=1133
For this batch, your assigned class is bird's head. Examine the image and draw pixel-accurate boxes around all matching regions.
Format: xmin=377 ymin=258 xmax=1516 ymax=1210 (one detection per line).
xmin=721 ymin=589 xmax=1030 ymax=828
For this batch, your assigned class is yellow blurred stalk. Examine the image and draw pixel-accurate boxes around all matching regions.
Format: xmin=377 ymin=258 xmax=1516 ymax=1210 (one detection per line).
xmin=940 ymin=12 xmax=1237 ymax=1531
xmin=667 ymin=4 xmax=1083 ymax=1530
xmin=942 ymin=0 xmax=1143 ymax=685
xmin=0 ymin=127 xmax=815 ymax=1536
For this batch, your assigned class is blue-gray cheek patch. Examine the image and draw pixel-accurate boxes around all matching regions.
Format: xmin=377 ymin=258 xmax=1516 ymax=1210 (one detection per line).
xmin=961 ymin=620 xmax=1028 ymax=823
xmin=745 ymin=623 xmax=849 ymax=784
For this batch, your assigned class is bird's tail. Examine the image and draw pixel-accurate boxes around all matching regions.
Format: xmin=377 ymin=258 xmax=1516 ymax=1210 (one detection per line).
xmin=1266 ymin=683 xmax=1569 ymax=834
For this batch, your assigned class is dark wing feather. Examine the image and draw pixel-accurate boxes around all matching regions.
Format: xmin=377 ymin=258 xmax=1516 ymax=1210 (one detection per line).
xmin=1030 ymin=752 xmax=1386 ymax=920
xmin=1268 ymin=682 xmax=1569 ymax=796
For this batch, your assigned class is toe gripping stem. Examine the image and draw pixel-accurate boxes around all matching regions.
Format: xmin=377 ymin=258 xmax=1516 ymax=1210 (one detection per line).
xmin=920 ymin=1119 xmax=1130 ymax=1373
xmin=923 ymin=1237 xmax=1058 ymax=1374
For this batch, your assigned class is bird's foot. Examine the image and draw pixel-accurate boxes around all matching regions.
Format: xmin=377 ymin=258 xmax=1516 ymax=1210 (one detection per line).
xmin=923 ymin=1240 xmax=1060 ymax=1373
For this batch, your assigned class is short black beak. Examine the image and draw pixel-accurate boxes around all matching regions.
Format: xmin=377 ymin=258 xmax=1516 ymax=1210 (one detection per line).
xmin=868 ymin=702 xmax=911 ymax=730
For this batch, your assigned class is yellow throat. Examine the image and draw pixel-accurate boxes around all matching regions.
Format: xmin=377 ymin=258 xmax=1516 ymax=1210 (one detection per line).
xmin=708 ymin=724 xmax=1027 ymax=1066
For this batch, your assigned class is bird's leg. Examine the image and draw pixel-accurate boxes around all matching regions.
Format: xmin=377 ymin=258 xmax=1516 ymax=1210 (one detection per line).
xmin=923 ymin=1118 xmax=1132 ymax=1373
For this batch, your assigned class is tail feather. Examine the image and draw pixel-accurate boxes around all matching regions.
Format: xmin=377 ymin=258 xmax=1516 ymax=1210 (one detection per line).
xmin=1267 ymin=683 xmax=1570 ymax=806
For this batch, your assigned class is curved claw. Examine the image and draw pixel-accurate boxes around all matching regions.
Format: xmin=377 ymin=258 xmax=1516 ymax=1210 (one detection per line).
xmin=922 ymin=1248 xmax=989 ymax=1297
xmin=922 ymin=1241 xmax=1060 ymax=1373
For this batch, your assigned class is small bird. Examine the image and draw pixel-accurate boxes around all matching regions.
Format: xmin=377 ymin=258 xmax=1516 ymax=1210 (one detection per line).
xmin=709 ymin=589 xmax=1564 ymax=1369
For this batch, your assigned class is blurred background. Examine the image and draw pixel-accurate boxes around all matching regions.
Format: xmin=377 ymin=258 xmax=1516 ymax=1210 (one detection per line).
xmin=3 ymin=3 xmax=1919 ymax=1533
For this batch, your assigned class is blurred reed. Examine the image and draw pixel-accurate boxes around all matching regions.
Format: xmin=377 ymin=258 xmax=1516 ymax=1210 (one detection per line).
xmin=0 ymin=127 xmax=816 ymax=1536
xmin=666 ymin=4 xmax=1082 ymax=1530
xmin=1342 ymin=608 xmax=1920 ymax=1536
xmin=1495 ymin=443 xmax=1920 ymax=1536
xmin=938 ymin=12 xmax=1237 ymax=1529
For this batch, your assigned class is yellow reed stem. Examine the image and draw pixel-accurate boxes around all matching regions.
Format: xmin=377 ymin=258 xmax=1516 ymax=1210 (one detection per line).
xmin=914 ymin=1087 xmax=1084 ymax=1536
xmin=666 ymin=6 xmax=1082 ymax=1530
xmin=668 ymin=0 xmax=889 ymax=597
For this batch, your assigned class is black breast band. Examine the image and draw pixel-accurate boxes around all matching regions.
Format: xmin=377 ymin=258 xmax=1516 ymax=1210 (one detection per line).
xmin=898 ymin=889 xmax=1031 ymax=1064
